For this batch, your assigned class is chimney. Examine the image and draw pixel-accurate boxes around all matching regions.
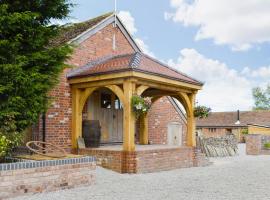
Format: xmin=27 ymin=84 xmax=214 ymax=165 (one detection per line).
xmin=235 ymin=110 xmax=241 ymax=125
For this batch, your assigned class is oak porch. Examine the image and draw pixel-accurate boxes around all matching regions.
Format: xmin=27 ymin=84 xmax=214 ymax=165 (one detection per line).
xmin=69 ymin=70 xmax=201 ymax=151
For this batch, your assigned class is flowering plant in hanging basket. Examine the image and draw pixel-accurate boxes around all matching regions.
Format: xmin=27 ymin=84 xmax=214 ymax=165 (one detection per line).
xmin=131 ymin=95 xmax=152 ymax=119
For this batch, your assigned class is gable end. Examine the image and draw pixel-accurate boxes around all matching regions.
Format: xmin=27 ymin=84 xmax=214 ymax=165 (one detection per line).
xmin=70 ymin=14 xmax=141 ymax=52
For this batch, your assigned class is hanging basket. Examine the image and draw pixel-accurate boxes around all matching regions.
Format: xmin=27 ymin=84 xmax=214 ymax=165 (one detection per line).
xmin=131 ymin=95 xmax=152 ymax=119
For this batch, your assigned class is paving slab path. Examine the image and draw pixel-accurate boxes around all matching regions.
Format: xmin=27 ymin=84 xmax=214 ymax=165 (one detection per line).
xmin=11 ymin=144 xmax=270 ymax=200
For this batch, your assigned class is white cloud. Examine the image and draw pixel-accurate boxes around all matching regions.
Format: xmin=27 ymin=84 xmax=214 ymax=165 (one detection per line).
xmin=165 ymin=0 xmax=270 ymax=51
xmin=118 ymin=11 xmax=155 ymax=57
xmin=135 ymin=38 xmax=155 ymax=58
xmin=168 ymin=48 xmax=256 ymax=111
xmin=118 ymin=11 xmax=137 ymax=35
xmin=51 ymin=18 xmax=80 ymax=26
xmin=241 ymin=66 xmax=270 ymax=79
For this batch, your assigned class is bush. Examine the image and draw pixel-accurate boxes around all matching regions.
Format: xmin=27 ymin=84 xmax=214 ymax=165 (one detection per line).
xmin=264 ymin=143 xmax=270 ymax=149
xmin=0 ymin=115 xmax=22 ymax=162
xmin=241 ymin=129 xmax=248 ymax=135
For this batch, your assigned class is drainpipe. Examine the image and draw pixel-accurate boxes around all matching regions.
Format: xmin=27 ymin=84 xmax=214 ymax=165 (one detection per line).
xmin=42 ymin=112 xmax=46 ymax=154
xmin=42 ymin=112 xmax=46 ymax=142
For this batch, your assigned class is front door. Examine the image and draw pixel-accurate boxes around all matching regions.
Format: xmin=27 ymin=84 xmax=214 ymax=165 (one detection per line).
xmin=87 ymin=90 xmax=123 ymax=144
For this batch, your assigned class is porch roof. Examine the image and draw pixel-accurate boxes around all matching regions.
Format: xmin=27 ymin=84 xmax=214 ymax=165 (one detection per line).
xmin=67 ymin=52 xmax=203 ymax=86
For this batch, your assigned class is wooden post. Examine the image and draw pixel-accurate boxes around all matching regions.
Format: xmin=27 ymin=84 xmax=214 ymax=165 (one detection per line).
xmin=187 ymin=93 xmax=196 ymax=147
xmin=139 ymin=114 xmax=149 ymax=145
xmin=71 ymin=88 xmax=82 ymax=148
xmin=123 ymin=80 xmax=136 ymax=151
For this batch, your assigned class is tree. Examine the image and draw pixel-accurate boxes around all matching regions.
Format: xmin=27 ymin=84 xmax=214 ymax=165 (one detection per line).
xmin=252 ymin=84 xmax=270 ymax=110
xmin=0 ymin=0 xmax=73 ymax=132
xmin=194 ymin=105 xmax=211 ymax=119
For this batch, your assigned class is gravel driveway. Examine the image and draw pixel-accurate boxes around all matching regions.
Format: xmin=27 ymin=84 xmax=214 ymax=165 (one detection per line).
xmin=11 ymin=144 xmax=270 ymax=200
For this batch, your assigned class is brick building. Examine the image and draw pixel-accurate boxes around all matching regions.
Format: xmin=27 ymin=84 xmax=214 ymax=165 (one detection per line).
xmin=32 ymin=12 xmax=208 ymax=173
xmin=196 ymin=110 xmax=270 ymax=142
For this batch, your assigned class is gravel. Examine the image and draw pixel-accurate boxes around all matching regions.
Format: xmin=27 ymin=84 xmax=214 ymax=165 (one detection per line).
xmin=11 ymin=144 xmax=270 ymax=200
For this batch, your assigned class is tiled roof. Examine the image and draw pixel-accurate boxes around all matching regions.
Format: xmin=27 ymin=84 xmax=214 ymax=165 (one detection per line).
xmin=196 ymin=111 xmax=270 ymax=127
xmin=67 ymin=52 xmax=203 ymax=86
xmin=50 ymin=12 xmax=113 ymax=47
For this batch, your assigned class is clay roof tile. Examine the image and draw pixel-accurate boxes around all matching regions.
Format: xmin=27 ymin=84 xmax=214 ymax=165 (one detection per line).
xmin=67 ymin=52 xmax=203 ymax=86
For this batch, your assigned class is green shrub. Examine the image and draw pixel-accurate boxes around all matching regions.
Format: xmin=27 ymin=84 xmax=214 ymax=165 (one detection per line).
xmin=241 ymin=129 xmax=248 ymax=135
xmin=264 ymin=143 xmax=270 ymax=149
xmin=0 ymin=115 xmax=22 ymax=162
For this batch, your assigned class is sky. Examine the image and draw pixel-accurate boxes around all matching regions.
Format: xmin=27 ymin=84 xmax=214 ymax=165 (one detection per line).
xmin=63 ymin=0 xmax=270 ymax=111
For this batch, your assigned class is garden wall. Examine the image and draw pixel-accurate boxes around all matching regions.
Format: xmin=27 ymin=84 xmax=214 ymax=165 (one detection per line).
xmin=0 ymin=157 xmax=96 ymax=199
xmin=246 ymin=134 xmax=270 ymax=155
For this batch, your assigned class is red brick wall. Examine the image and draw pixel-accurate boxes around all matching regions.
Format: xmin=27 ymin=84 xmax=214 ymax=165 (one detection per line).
xmin=246 ymin=134 xmax=262 ymax=155
xmin=66 ymin=24 xmax=135 ymax=67
xmin=45 ymin=70 xmax=72 ymax=148
xmin=135 ymin=147 xmax=194 ymax=173
xmin=198 ymin=128 xmax=227 ymax=138
xmin=36 ymin=23 xmax=136 ymax=149
xmin=147 ymin=97 xmax=187 ymax=145
xmin=79 ymin=147 xmax=209 ymax=173
xmin=0 ymin=158 xmax=96 ymax=199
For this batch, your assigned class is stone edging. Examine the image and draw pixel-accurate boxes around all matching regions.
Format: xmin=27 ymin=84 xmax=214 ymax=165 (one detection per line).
xmin=0 ymin=156 xmax=96 ymax=171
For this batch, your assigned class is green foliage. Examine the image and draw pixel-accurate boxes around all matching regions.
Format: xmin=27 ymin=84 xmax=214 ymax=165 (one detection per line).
xmin=194 ymin=105 xmax=211 ymax=119
xmin=0 ymin=1 xmax=73 ymax=132
xmin=241 ymin=128 xmax=248 ymax=135
xmin=252 ymin=84 xmax=270 ymax=110
xmin=0 ymin=115 xmax=22 ymax=161
xmin=264 ymin=143 xmax=270 ymax=149
xmin=131 ymin=96 xmax=152 ymax=119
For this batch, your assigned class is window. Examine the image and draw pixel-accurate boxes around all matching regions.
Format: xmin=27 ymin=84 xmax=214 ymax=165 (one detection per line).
xmin=114 ymin=98 xmax=123 ymax=110
xmin=209 ymin=128 xmax=216 ymax=133
xmin=101 ymin=93 xmax=111 ymax=109
xmin=226 ymin=128 xmax=232 ymax=134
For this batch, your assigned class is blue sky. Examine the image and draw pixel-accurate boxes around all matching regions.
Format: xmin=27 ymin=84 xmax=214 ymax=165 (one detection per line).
xmin=66 ymin=0 xmax=270 ymax=111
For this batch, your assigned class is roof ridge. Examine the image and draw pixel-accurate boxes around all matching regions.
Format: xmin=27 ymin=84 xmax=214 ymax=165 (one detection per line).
xmin=129 ymin=52 xmax=142 ymax=68
xmin=67 ymin=12 xmax=114 ymax=44
xmin=141 ymin=53 xmax=203 ymax=85
xmin=209 ymin=110 xmax=270 ymax=114
xmin=50 ymin=12 xmax=114 ymax=47
xmin=66 ymin=12 xmax=114 ymax=28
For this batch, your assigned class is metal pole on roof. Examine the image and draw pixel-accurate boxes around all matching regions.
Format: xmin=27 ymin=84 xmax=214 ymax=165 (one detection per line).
xmin=114 ymin=0 xmax=117 ymax=21
xmin=113 ymin=0 xmax=117 ymax=50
